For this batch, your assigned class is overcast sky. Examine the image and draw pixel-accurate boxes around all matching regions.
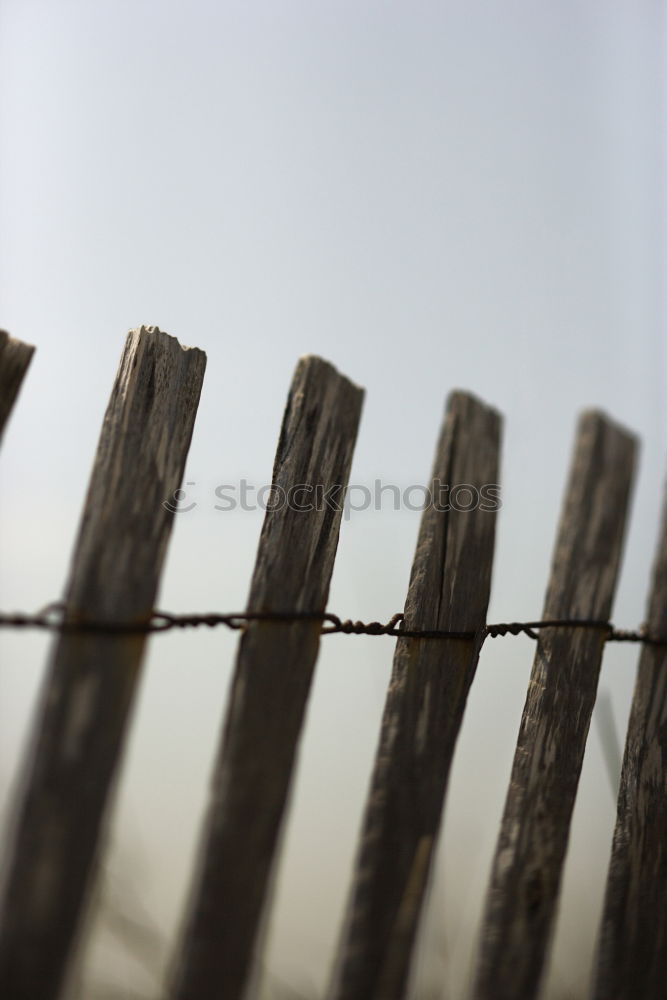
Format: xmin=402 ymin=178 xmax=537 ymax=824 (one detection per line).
xmin=1 ymin=3 xmax=665 ymax=998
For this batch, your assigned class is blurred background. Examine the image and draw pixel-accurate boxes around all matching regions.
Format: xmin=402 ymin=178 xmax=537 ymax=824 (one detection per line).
xmin=0 ymin=2 xmax=664 ymax=998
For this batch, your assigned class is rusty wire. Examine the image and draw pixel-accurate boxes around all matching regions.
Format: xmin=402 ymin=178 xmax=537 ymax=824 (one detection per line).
xmin=0 ymin=603 xmax=664 ymax=649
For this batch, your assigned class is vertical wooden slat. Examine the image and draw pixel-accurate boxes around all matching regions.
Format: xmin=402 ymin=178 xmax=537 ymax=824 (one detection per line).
xmin=169 ymin=356 xmax=364 ymax=1000
xmin=0 ymin=330 xmax=35 ymax=441
xmin=327 ymin=391 xmax=502 ymax=1000
xmin=590 ymin=491 xmax=667 ymax=1000
xmin=471 ymin=412 xmax=637 ymax=1000
xmin=0 ymin=326 xmax=206 ymax=1000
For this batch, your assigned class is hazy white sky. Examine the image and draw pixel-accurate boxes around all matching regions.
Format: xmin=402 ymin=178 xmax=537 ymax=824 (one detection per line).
xmin=1 ymin=2 xmax=664 ymax=998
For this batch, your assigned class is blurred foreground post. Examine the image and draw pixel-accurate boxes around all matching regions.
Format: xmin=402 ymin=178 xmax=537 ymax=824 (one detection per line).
xmin=0 ymin=326 xmax=206 ymax=1000
xmin=0 ymin=330 xmax=35 ymax=441
xmin=590 ymin=491 xmax=667 ymax=1000
xmin=169 ymin=356 xmax=364 ymax=1000
xmin=327 ymin=391 xmax=502 ymax=1000
xmin=471 ymin=412 xmax=636 ymax=1000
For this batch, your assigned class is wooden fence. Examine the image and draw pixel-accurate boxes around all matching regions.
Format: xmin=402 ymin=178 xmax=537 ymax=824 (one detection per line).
xmin=0 ymin=326 xmax=664 ymax=1000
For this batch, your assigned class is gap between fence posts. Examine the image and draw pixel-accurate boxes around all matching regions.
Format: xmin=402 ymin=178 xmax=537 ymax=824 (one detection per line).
xmin=0 ymin=326 xmax=206 ymax=1000
xmin=168 ymin=356 xmax=364 ymax=1000
xmin=470 ymin=411 xmax=637 ymax=1000
xmin=327 ymin=390 xmax=502 ymax=1000
xmin=590 ymin=487 xmax=667 ymax=1000
xmin=0 ymin=330 xmax=35 ymax=441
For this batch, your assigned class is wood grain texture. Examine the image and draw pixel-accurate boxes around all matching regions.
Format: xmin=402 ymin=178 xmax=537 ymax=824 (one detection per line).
xmin=0 ymin=330 xmax=35 ymax=440
xmin=590 ymin=492 xmax=667 ymax=1000
xmin=471 ymin=412 xmax=637 ymax=1000
xmin=169 ymin=356 xmax=364 ymax=1000
xmin=327 ymin=392 xmax=502 ymax=1000
xmin=0 ymin=326 xmax=206 ymax=1000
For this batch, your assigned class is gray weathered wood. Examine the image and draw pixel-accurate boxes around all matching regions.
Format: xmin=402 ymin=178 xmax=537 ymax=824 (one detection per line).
xmin=590 ymin=491 xmax=667 ymax=1000
xmin=168 ymin=356 xmax=364 ymax=1000
xmin=0 ymin=326 xmax=206 ymax=1000
xmin=327 ymin=391 xmax=502 ymax=1000
xmin=471 ymin=412 xmax=637 ymax=1000
xmin=0 ymin=330 xmax=35 ymax=441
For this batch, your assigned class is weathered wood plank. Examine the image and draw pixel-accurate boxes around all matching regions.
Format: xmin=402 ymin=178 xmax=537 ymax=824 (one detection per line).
xmin=0 ymin=326 xmax=206 ymax=1000
xmin=169 ymin=356 xmax=364 ymax=1000
xmin=471 ymin=412 xmax=637 ymax=1000
xmin=327 ymin=391 xmax=502 ymax=1000
xmin=590 ymin=492 xmax=667 ymax=1000
xmin=0 ymin=330 xmax=35 ymax=441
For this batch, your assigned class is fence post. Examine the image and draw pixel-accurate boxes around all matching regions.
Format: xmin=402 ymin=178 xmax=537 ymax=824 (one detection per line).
xmin=471 ymin=411 xmax=636 ymax=1000
xmin=0 ymin=326 xmax=206 ymax=1000
xmin=327 ymin=391 xmax=501 ymax=1000
xmin=0 ymin=330 xmax=35 ymax=441
xmin=590 ymin=490 xmax=667 ymax=1000
xmin=168 ymin=356 xmax=363 ymax=1000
